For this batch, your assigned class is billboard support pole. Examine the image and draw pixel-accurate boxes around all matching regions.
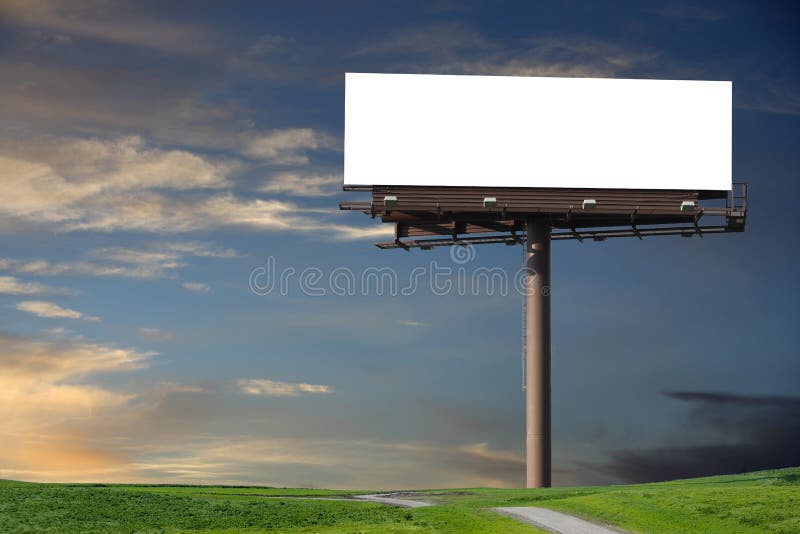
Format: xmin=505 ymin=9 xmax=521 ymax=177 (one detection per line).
xmin=525 ymin=218 xmax=551 ymax=488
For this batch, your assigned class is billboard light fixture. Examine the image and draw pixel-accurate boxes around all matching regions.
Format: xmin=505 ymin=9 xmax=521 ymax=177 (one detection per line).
xmin=483 ymin=197 xmax=498 ymax=208
xmin=681 ymin=200 xmax=697 ymax=212
xmin=582 ymin=199 xmax=597 ymax=209
xmin=384 ymin=195 xmax=398 ymax=207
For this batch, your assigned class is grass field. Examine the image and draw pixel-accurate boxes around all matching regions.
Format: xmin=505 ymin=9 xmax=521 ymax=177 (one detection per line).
xmin=0 ymin=467 xmax=798 ymax=533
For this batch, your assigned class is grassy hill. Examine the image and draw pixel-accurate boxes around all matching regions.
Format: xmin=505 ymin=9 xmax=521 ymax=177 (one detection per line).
xmin=0 ymin=467 xmax=798 ymax=533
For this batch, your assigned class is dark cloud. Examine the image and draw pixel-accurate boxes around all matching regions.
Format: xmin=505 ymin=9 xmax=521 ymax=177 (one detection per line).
xmin=664 ymin=391 xmax=800 ymax=408
xmin=591 ymin=391 xmax=800 ymax=483
xmin=418 ymin=398 xmax=518 ymax=437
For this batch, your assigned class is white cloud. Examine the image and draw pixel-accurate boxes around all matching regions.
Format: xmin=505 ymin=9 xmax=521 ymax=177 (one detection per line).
xmin=397 ymin=320 xmax=429 ymax=327
xmin=0 ymin=241 xmax=241 ymax=281
xmin=159 ymin=242 xmax=240 ymax=258
xmin=0 ymin=257 xmax=175 ymax=279
xmin=17 ymin=300 xmax=100 ymax=321
xmin=138 ymin=327 xmax=174 ymax=342
xmin=182 ymin=282 xmax=210 ymax=294
xmin=0 ymin=275 xmax=74 ymax=296
xmin=259 ymin=172 xmax=341 ymax=196
xmin=57 ymin=192 xmax=388 ymax=238
xmin=238 ymin=378 xmax=332 ymax=397
xmin=325 ymin=224 xmax=394 ymax=241
xmin=0 ymin=331 xmax=153 ymax=383
xmin=0 ymin=135 xmax=234 ymax=224
xmin=242 ymin=128 xmax=338 ymax=164
xmin=0 ymin=134 xmax=388 ymax=239
xmin=43 ymin=327 xmax=72 ymax=336
xmin=87 ymin=242 xmax=239 ymax=274
xmin=89 ymin=249 xmax=185 ymax=267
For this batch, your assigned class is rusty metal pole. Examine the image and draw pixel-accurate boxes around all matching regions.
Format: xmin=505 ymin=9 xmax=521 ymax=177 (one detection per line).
xmin=525 ymin=218 xmax=551 ymax=488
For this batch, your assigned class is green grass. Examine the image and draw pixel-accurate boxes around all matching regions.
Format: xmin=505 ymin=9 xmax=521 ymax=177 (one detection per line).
xmin=0 ymin=467 xmax=798 ymax=533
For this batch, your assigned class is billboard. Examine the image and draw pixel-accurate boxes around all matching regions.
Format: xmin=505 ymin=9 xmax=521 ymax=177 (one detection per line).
xmin=344 ymin=73 xmax=732 ymax=191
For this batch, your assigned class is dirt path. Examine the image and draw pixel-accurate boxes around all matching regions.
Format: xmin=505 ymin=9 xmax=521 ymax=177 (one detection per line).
xmin=494 ymin=507 xmax=630 ymax=534
xmin=352 ymin=493 xmax=433 ymax=508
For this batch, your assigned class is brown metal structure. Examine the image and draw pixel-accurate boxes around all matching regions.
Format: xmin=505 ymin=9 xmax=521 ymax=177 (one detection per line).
xmin=525 ymin=218 xmax=551 ymax=488
xmin=341 ymin=183 xmax=747 ymax=488
xmin=341 ymin=184 xmax=747 ymax=250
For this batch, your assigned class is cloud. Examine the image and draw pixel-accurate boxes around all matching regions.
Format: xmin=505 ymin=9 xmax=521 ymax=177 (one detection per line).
xmin=67 ymin=193 xmax=301 ymax=233
xmin=43 ymin=327 xmax=72 ymax=336
xmin=324 ymin=224 xmax=394 ymax=241
xmin=26 ymin=29 xmax=73 ymax=46
xmin=84 ymin=242 xmax=239 ymax=278
xmin=419 ymin=399 xmax=517 ymax=439
xmin=182 ymin=282 xmax=210 ymax=294
xmin=354 ymin=21 xmax=493 ymax=57
xmin=238 ymin=378 xmax=332 ymax=397
xmin=590 ymin=390 xmax=800 ymax=483
xmin=448 ymin=442 xmax=525 ymax=484
xmin=157 ymin=242 xmax=240 ymax=259
xmin=356 ymin=23 xmax=657 ymax=78
xmin=242 ymin=128 xmax=339 ymax=164
xmin=258 ymin=172 xmax=341 ymax=196
xmin=355 ymin=22 xmax=798 ymax=118
xmin=138 ymin=327 xmax=174 ymax=342
xmin=0 ymin=331 xmax=153 ymax=395
xmin=52 ymin=192 xmax=389 ymax=237
xmin=94 ymin=241 xmax=239 ymax=265
xmin=648 ymin=4 xmax=728 ymax=21
xmin=156 ymin=382 xmax=206 ymax=394
xmin=0 ymin=0 xmax=216 ymax=54
xmin=132 ymin=439 xmax=523 ymax=488
xmin=0 ymin=257 xmax=174 ymax=279
xmin=229 ymin=32 xmax=333 ymax=85
xmin=0 ymin=331 xmax=525 ymax=488
xmin=440 ymin=36 xmax=657 ymax=78
xmin=0 ymin=134 xmax=385 ymax=239
xmin=0 ymin=432 xmax=523 ymax=488
xmin=0 ymin=135 xmax=233 ymax=224
xmin=397 ymin=320 xmax=429 ymax=327
xmin=0 ymin=56 xmax=252 ymax=152
xmin=89 ymin=249 xmax=186 ymax=267
xmin=1 ymin=241 xmax=240 ymax=281
xmin=0 ymin=331 xmax=154 ymax=481
xmin=16 ymin=300 xmax=100 ymax=321
xmin=245 ymin=34 xmax=290 ymax=57
xmin=0 ymin=275 xmax=74 ymax=296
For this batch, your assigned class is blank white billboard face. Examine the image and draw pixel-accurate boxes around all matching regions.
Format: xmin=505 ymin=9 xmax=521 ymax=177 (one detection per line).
xmin=344 ymin=73 xmax=731 ymax=191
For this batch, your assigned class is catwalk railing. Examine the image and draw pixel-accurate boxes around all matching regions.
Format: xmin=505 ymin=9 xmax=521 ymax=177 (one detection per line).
xmin=340 ymin=183 xmax=748 ymax=250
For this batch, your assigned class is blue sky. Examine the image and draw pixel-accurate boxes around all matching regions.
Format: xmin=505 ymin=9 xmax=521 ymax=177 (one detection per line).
xmin=0 ymin=0 xmax=798 ymax=488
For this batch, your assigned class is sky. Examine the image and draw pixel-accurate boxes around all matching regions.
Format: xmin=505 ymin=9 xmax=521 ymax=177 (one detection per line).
xmin=0 ymin=0 xmax=798 ymax=489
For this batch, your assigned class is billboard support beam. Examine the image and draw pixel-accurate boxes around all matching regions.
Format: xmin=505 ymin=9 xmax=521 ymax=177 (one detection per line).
xmin=525 ymin=218 xmax=551 ymax=488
